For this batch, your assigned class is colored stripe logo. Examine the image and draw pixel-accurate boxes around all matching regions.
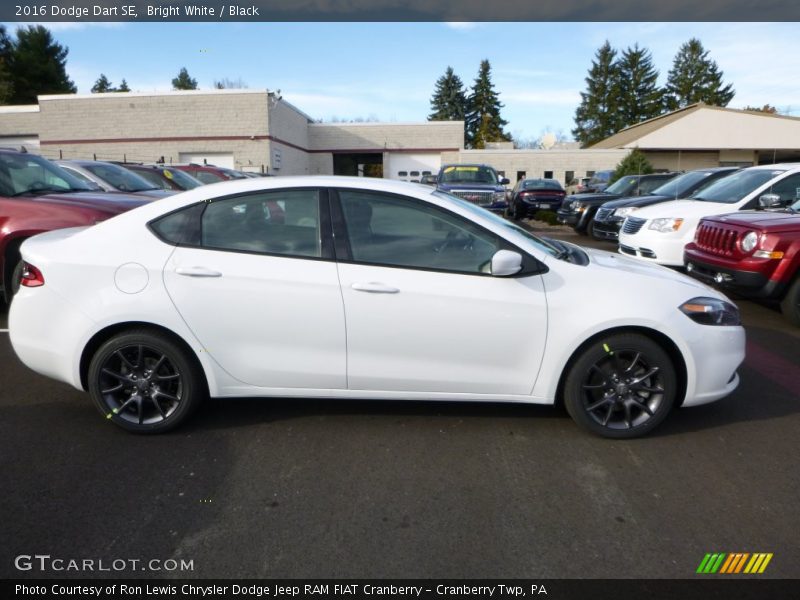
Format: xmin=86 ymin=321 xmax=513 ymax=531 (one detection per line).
xmin=697 ymin=553 xmax=773 ymax=574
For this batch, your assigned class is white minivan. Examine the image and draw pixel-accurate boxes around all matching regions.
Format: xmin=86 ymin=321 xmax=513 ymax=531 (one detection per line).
xmin=618 ymin=164 xmax=800 ymax=266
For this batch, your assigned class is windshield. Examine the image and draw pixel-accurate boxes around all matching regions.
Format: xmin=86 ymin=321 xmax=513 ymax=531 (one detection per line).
xmin=651 ymin=170 xmax=714 ymax=198
xmin=692 ymin=169 xmax=784 ymax=204
xmin=163 ymin=167 xmax=203 ymax=189
xmin=604 ymin=175 xmax=637 ymax=195
xmin=439 ymin=165 xmax=499 ymax=185
xmin=83 ymin=162 xmax=159 ymax=192
xmin=433 ymin=190 xmax=561 ymax=258
xmin=0 ymin=153 xmax=93 ymax=196
xmin=191 ymin=170 xmax=226 ymax=184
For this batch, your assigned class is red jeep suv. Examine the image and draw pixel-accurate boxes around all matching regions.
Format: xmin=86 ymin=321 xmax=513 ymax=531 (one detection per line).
xmin=0 ymin=150 xmax=152 ymax=302
xmin=684 ymin=203 xmax=800 ymax=326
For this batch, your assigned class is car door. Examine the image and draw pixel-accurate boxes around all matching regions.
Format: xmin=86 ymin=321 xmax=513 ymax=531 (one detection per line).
xmin=332 ymin=188 xmax=548 ymax=396
xmin=161 ymin=188 xmax=346 ymax=389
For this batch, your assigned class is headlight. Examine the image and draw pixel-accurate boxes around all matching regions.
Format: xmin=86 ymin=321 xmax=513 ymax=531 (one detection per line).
xmin=493 ymin=191 xmax=506 ymax=202
xmin=741 ymin=231 xmax=758 ymax=253
xmin=649 ymin=217 xmax=684 ymax=232
xmin=572 ymin=201 xmax=584 ymax=211
xmin=679 ymin=297 xmax=741 ymax=326
xmin=614 ymin=207 xmax=639 ymax=218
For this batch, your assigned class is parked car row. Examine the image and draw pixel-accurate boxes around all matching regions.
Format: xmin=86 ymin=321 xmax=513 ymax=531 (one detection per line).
xmin=511 ymin=163 xmax=800 ymax=326
xmin=0 ymin=150 xmax=265 ymax=303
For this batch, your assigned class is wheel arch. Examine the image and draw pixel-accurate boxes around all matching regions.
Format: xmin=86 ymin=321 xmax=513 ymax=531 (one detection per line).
xmin=79 ymin=321 xmax=210 ymax=395
xmin=553 ymin=325 xmax=688 ymax=409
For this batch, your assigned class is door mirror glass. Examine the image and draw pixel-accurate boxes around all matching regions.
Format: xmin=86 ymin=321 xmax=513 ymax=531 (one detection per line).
xmin=490 ymin=250 xmax=522 ymax=277
xmin=758 ymin=193 xmax=782 ymax=209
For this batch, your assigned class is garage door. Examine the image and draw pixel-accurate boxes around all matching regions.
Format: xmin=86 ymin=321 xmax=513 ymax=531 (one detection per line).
xmin=178 ymin=153 xmax=235 ymax=169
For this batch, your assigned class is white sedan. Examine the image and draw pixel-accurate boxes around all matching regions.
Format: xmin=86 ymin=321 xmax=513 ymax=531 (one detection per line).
xmin=618 ymin=163 xmax=800 ymax=266
xmin=9 ymin=176 xmax=745 ymax=438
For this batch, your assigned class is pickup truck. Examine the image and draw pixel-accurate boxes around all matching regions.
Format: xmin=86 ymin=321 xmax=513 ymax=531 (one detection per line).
xmin=436 ymin=163 xmax=510 ymax=213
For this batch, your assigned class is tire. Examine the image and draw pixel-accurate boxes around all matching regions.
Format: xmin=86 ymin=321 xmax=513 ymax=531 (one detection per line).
xmin=780 ymin=276 xmax=800 ymax=327
xmin=511 ymin=201 xmax=523 ymax=221
xmin=9 ymin=259 xmax=23 ymax=299
xmin=586 ymin=219 xmax=595 ymax=238
xmin=88 ymin=329 xmax=205 ymax=433
xmin=563 ymin=333 xmax=677 ymax=439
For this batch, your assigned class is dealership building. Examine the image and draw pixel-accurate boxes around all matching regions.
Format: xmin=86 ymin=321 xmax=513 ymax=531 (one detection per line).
xmin=1 ymin=89 xmax=799 ymax=185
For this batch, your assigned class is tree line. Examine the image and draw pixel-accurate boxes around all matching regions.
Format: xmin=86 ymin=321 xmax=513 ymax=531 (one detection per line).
xmin=427 ymin=60 xmax=512 ymax=149
xmin=572 ymin=38 xmax=735 ymax=147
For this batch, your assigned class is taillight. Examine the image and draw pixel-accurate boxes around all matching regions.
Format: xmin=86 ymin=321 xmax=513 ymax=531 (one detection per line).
xmin=20 ymin=262 xmax=44 ymax=287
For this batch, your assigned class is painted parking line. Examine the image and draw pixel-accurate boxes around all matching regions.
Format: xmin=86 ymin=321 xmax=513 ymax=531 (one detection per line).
xmin=745 ymin=339 xmax=800 ymax=397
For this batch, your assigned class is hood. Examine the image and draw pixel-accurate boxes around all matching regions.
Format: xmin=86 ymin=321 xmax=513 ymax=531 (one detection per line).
xmin=568 ymin=191 xmax=619 ymax=203
xmin=632 ymin=198 xmax=744 ymax=221
xmin=582 ymin=245 xmax=723 ymax=296
xmin=701 ymin=209 xmax=800 ymax=233
xmin=600 ymin=194 xmax=667 ymax=209
xmin=437 ymin=182 xmax=505 ymax=192
xmin=131 ymin=189 xmax=175 ymax=199
xmin=32 ymin=190 xmax=153 ymax=214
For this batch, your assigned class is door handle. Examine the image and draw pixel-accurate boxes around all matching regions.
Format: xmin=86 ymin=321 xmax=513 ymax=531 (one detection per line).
xmin=175 ymin=266 xmax=223 ymax=278
xmin=351 ymin=282 xmax=400 ymax=294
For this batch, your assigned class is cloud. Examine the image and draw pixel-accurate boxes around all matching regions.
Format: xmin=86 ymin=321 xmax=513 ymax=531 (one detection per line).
xmin=14 ymin=21 xmax=124 ymax=32
xmin=444 ymin=22 xmax=479 ymax=31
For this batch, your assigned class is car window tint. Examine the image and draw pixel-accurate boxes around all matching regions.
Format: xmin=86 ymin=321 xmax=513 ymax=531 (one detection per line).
xmin=763 ymin=173 xmax=800 ymax=205
xmin=149 ymin=202 xmax=205 ymax=245
xmin=339 ymin=190 xmax=501 ymax=274
xmin=202 ymin=190 xmax=321 ymax=258
xmin=133 ymin=169 xmax=171 ymax=190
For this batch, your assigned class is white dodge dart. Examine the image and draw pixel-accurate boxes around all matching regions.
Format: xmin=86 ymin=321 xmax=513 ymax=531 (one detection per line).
xmin=10 ymin=176 xmax=745 ymax=438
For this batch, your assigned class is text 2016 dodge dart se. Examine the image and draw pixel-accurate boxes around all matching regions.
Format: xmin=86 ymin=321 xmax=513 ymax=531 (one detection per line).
xmin=9 ymin=177 xmax=745 ymax=438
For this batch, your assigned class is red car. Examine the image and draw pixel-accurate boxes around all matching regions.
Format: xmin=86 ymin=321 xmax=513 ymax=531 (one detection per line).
xmin=172 ymin=164 xmax=249 ymax=184
xmin=0 ymin=150 xmax=152 ymax=302
xmin=684 ymin=208 xmax=800 ymax=326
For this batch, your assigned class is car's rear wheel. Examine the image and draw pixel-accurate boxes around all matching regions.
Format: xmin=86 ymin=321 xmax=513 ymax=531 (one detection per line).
xmin=564 ymin=333 xmax=677 ymax=439
xmin=512 ymin=201 xmax=524 ymax=221
xmin=88 ymin=329 xmax=205 ymax=433
xmin=780 ymin=276 xmax=800 ymax=327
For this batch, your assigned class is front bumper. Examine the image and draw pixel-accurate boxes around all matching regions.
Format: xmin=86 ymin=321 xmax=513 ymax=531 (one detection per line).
xmin=592 ymin=218 xmax=622 ymax=240
xmin=618 ymin=228 xmax=689 ymax=267
xmin=683 ymin=250 xmax=786 ymax=300
xmin=681 ymin=323 xmax=745 ymax=406
xmin=556 ymin=209 xmax=581 ymax=226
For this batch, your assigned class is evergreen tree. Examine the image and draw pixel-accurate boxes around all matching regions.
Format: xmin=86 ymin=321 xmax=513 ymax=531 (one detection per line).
xmin=616 ymin=44 xmax=663 ymax=128
xmin=664 ymin=38 xmax=734 ymax=110
xmin=572 ymin=41 xmax=622 ymax=147
xmin=91 ymin=73 xmax=113 ymax=93
xmin=0 ymin=26 xmax=13 ymax=104
xmin=610 ymin=148 xmax=654 ymax=183
xmin=428 ymin=66 xmax=468 ymax=122
xmin=117 ymin=79 xmax=130 ymax=92
xmin=171 ymin=67 xmax=198 ymax=90
xmin=8 ymin=25 xmax=76 ymax=104
xmin=465 ymin=59 xmax=511 ymax=149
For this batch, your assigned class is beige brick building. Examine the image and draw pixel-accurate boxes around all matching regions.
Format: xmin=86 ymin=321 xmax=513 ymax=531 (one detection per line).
xmin=1 ymin=93 xmax=799 ymax=186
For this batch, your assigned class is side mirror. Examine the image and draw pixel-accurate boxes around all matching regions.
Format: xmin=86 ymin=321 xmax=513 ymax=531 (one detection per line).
xmin=490 ymin=250 xmax=523 ymax=277
xmin=758 ymin=193 xmax=782 ymax=209
xmin=500 ymin=177 xmax=510 ymax=185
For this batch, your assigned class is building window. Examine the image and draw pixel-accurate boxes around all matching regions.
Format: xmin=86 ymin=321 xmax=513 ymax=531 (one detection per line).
xmin=586 ymin=170 xmax=595 ymax=177
xmin=398 ymin=171 xmax=408 ymax=177
xmin=565 ymin=170 xmax=575 ymax=184
xmin=516 ymin=171 xmax=526 ymax=181
xmin=544 ymin=171 xmax=553 ymax=179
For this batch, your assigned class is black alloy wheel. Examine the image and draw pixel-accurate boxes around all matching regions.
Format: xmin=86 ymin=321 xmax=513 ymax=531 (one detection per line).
xmin=88 ymin=329 xmax=204 ymax=433
xmin=564 ymin=333 xmax=677 ymax=439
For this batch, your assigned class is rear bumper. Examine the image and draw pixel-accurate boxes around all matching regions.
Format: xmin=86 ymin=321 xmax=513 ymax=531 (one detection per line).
xmin=9 ymin=286 xmax=91 ymax=390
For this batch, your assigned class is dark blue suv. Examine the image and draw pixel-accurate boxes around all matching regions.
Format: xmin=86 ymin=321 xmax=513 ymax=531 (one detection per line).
xmin=435 ymin=164 xmax=510 ymax=213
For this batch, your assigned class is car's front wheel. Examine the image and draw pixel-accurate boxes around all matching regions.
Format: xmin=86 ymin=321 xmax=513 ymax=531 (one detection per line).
xmin=88 ymin=329 xmax=205 ymax=433
xmin=563 ymin=333 xmax=677 ymax=439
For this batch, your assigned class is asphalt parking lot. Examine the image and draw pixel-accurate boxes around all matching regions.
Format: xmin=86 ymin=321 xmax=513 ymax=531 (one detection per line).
xmin=1 ymin=225 xmax=798 ymax=580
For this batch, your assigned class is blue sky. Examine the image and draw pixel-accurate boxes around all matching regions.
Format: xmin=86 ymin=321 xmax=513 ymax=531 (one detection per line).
xmin=9 ymin=21 xmax=800 ymax=141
